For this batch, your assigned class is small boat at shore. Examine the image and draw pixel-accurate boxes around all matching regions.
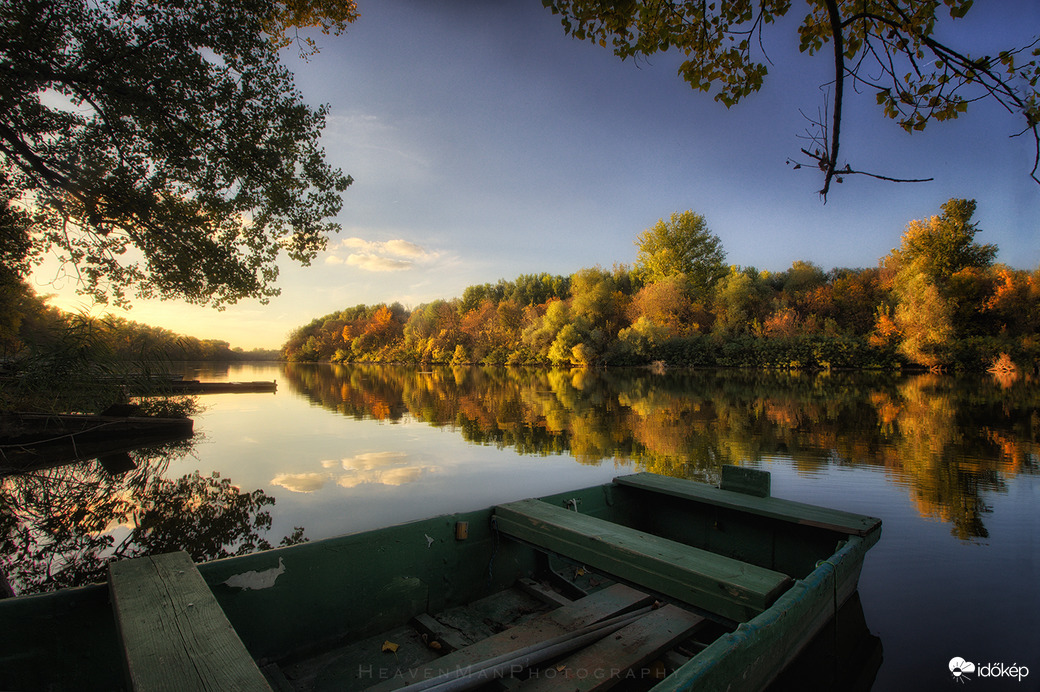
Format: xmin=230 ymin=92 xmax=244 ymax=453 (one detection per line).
xmin=0 ymin=411 xmax=194 ymax=476
xmin=0 ymin=468 xmax=881 ymax=691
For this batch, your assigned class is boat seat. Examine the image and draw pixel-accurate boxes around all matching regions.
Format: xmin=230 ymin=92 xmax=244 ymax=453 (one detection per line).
xmin=108 ymin=551 xmax=272 ymax=691
xmin=615 ymin=473 xmax=882 ymax=536
xmin=516 ymin=603 xmax=705 ymax=692
xmin=367 ymin=583 xmax=654 ymax=692
xmin=494 ymin=499 xmax=792 ymax=623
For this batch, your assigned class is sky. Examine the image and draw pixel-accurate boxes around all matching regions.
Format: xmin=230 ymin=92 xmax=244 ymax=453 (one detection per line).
xmin=31 ymin=1 xmax=1040 ymax=349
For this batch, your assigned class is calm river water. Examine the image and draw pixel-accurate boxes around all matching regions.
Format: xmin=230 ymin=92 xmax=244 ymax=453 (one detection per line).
xmin=4 ymin=362 xmax=1038 ymax=690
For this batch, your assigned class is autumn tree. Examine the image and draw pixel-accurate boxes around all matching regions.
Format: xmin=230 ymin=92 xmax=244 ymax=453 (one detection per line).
xmin=984 ymin=266 xmax=1040 ymax=335
xmin=890 ymin=199 xmax=997 ymax=284
xmin=361 ymin=305 xmax=404 ymax=348
xmin=884 ymin=199 xmax=997 ymax=366
xmin=0 ymin=0 xmax=356 ymax=307
xmin=761 ymin=260 xmax=828 ymax=335
xmin=404 ymin=300 xmax=449 ymax=355
xmin=460 ymin=299 xmax=508 ymax=363
xmin=543 ymin=0 xmax=1040 ymax=197
xmin=634 ymin=211 xmax=727 ymax=294
xmin=780 ymin=260 xmax=827 ymax=298
xmin=804 ymin=268 xmax=886 ymax=336
xmin=892 ymin=271 xmax=956 ymax=368
xmin=627 ymin=275 xmax=709 ymax=337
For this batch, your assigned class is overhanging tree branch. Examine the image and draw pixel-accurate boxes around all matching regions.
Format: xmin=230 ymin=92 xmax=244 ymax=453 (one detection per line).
xmin=543 ymin=0 xmax=1040 ymax=196
xmin=0 ymin=0 xmax=355 ymax=307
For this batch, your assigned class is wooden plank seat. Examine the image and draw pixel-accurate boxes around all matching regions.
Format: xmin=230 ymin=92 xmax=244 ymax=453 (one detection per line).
xmin=368 ymin=583 xmax=653 ymax=692
xmin=516 ymin=604 xmax=705 ymax=692
xmin=108 ymin=551 xmax=272 ymax=692
xmin=614 ymin=473 xmax=882 ymax=537
xmin=493 ymin=499 xmax=792 ymax=623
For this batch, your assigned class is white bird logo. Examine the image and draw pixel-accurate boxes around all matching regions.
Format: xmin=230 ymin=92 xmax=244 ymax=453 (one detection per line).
xmin=222 ymin=557 xmax=286 ymax=590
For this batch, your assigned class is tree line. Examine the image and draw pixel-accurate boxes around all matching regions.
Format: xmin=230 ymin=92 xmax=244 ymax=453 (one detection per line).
xmin=282 ymin=201 xmax=1040 ymax=372
xmin=0 ymin=284 xmax=277 ymax=364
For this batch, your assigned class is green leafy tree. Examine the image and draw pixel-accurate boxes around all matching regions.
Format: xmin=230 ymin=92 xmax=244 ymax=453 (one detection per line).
xmin=711 ymin=267 xmax=770 ymax=337
xmin=543 ymin=0 xmax=1040 ymax=197
xmin=616 ymin=316 xmax=670 ymax=361
xmin=634 ymin=211 xmax=727 ymax=294
xmin=522 ymin=299 xmax=572 ymax=361
xmin=548 ymin=323 xmax=585 ymax=366
xmin=570 ymin=267 xmax=627 ymax=337
xmin=0 ymin=0 xmax=355 ymax=307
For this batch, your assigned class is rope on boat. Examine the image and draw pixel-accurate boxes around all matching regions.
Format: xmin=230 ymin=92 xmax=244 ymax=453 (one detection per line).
xmin=0 ymin=420 xmax=126 ymax=449
xmin=486 ymin=516 xmax=500 ymax=588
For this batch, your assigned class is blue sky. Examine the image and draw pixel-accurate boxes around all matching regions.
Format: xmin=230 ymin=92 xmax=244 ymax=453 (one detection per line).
xmin=34 ymin=1 xmax=1040 ymax=349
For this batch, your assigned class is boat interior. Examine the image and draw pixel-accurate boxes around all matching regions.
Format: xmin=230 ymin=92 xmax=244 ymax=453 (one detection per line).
xmin=0 ymin=470 xmax=882 ymax=691
xmin=248 ymin=471 xmax=882 ymax=691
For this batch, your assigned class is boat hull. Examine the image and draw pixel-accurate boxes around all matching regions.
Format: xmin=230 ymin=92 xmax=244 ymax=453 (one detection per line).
xmin=0 ymin=472 xmax=881 ymax=691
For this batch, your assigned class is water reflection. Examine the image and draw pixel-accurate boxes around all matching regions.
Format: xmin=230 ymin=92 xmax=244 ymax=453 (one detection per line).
xmin=272 ymin=451 xmax=437 ymax=492
xmin=282 ymin=364 xmax=1039 ymax=541
xmin=0 ymin=438 xmax=306 ymax=596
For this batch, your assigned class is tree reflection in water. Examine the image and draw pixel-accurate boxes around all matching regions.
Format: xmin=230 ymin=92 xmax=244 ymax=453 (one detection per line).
xmin=283 ymin=363 xmax=1039 ymax=541
xmin=0 ymin=439 xmax=305 ymax=596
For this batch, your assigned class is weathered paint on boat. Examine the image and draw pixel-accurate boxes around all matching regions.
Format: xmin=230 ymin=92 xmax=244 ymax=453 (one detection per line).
xmin=0 ymin=470 xmax=881 ymax=691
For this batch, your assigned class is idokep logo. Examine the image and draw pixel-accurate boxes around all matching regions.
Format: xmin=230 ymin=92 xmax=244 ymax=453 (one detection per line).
xmin=949 ymin=657 xmax=1031 ymax=684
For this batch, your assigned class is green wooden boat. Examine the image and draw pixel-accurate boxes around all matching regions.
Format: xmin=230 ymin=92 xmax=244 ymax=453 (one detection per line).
xmin=0 ymin=468 xmax=881 ymax=691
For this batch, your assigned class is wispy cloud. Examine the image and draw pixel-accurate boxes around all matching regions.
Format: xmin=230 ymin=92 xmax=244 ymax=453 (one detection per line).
xmin=347 ymin=254 xmax=414 ymax=271
xmin=324 ymin=237 xmax=440 ymax=272
xmin=272 ymin=452 xmax=437 ymax=493
xmin=322 ymin=112 xmax=431 ymax=175
xmin=271 ymin=472 xmax=331 ymax=493
xmin=343 ymin=238 xmax=427 ymax=257
xmin=334 ymin=451 xmax=437 ymax=487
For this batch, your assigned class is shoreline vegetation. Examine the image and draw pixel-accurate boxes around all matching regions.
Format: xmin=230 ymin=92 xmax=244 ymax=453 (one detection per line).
xmin=2 ymin=200 xmax=1037 ymax=384
xmin=0 ymin=296 xmax=278 ymax=414
xmin=282 ymin=202 xmax=1039 ymax=374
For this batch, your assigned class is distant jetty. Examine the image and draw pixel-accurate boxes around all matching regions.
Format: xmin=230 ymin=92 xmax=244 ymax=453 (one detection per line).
xmin=96 ymin=377 xmax=279 ymax=395
xmin=160 ymin=379 xmax=277 ymax=394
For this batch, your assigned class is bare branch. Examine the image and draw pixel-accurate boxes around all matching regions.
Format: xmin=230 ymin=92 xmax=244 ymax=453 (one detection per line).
xmin=818 ymin=0 xmax=845 ymax=200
